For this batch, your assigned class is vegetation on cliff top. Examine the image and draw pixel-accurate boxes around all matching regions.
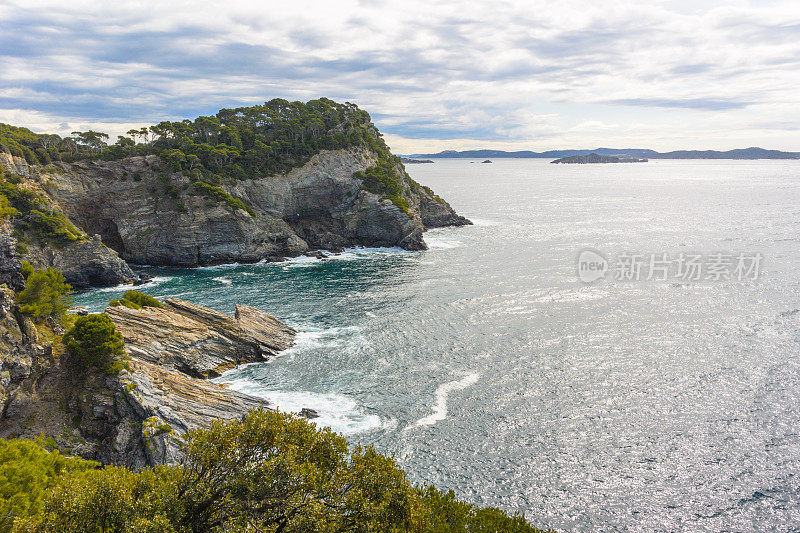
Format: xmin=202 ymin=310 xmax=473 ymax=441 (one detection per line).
xmin=0 ymin=98 xmax=446 ymax=220
xmin=2 ymin=410 xmax=545 ymax=532
xmin=0 ymin=99 xmax=386 ymax=181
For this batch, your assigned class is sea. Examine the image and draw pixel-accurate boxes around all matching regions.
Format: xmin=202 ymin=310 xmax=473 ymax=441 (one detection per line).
xmin=73 ymin=158 xmax=800 ymax=532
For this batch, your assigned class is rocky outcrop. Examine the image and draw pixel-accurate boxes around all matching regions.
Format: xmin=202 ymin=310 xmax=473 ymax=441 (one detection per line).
xmin=0 ymin=153 xmax=138 ymax=289
xmin=106 ymin=299 xmax=296 ymax=378
xmin=1 ymin=148 xmax=469 ymax=268
xmin=0 ymin=225 xmax=25 ymax=292
xmin=0 ymin=288 xmax=296 ymax=468
xmin=23 ymin=233 xmax=137 ymax=289
xmin=73 ymin=359 xmax=269 ymax=468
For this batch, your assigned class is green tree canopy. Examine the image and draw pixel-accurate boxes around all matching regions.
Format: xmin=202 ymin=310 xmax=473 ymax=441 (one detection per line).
xmin=63 ymin=314 xmax=126 ymax=374
xmin=16 ymin=268 xmax=72 ymax=320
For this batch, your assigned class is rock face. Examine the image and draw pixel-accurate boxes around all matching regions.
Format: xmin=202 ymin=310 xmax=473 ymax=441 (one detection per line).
xmin=106 ymin=299 xmax=296 ymax=378
xmin=0 ymin=288 xmax=296 ymax=468
xmin=3 ymin=148 xmax=470 ymax=267
xmin=0 ymin=153 xmax=138 ymax=289
xmin=23 ymin=233 xmax=137 ymax=289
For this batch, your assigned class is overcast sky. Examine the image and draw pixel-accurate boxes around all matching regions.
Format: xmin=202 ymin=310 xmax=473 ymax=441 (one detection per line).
xmin=1 ymin=0 xmax=799 ymax=153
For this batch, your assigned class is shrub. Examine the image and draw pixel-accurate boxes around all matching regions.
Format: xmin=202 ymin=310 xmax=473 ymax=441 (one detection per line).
xmin=109 ymin=290 xmax=163 ymax=310
xmin=16 ymin=268 xmax=72 ymax=320
xmin=63 ymin=314 xmax=126 ymax=374
xmin=3 ymin=411 xmax=547 ymax=532
xmin=0 ymin=438 xmax=96 ymax=532
xmin=353 ymin=158 xmax=413 ymax=218
xmin=189 ymin=181 xmax=254 ymax=216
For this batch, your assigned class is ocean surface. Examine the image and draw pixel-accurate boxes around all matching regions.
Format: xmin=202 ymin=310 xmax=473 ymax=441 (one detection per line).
xmin=74 ymin=159 xmax=800 ymax=532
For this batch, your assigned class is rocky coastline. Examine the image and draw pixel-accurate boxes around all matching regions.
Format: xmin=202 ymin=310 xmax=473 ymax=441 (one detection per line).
xmin=0 ymin=286 xmax=297 ymax=468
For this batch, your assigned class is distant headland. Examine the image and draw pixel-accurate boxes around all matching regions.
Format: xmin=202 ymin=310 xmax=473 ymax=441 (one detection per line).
xmin=551 ymin=153 xmax=647 ymax=164
xmin=407 ymin=147 xmax=800 ymax=160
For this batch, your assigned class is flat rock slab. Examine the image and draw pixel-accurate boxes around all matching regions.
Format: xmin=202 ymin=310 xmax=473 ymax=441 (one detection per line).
xmin=107 ymin=298 xmax=296 ymax=378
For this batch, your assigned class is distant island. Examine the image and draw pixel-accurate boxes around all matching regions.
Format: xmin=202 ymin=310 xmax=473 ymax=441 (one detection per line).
xmin=551 ymin=153 xmax=648 ymax=164
xmin=408 ymin=147 xmax=800 ymax=160
xmin=399 ymin=157 xmax=434 ymax=164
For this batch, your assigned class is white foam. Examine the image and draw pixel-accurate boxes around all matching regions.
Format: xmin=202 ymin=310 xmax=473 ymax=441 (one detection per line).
xmin=469 ymin=217 xmax=500 ymax=226
xmin=195 ymin=262 xmax=241 ymax=270
xmin=212 ymin=276 xmax=232 ymax=285
xmin=424 ymin=234 xmax=463 ymax=250
xmin=218 ymin=378 xmax=387 ymax=435
xmin=93 ymin=275 xmax=174 ymax=292
xmin=407 ymin=372 xmax=480 ymax=429
xmin=279 ymin=246 xmax=410 ymax=267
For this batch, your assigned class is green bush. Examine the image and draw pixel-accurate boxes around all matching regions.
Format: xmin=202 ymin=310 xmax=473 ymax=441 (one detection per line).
xmin=18 ymin=261 xmax=33 ymax=280
xmin=16 ymin=268 xmax=72 ymax=320
xmin=353 ymin=158 xmax=413 ymax=218
xmin=110 ymin=290 xmax=163 ymax=310
xmin=0 ymin=438 xmax=96 ymax=532
xmin=189 ymin=181 xmax=254 ymax=216
xmin=4 ymin=410 xmax=547 ymax=532
xmin=63 ymin=314 xmax=126 ymax=375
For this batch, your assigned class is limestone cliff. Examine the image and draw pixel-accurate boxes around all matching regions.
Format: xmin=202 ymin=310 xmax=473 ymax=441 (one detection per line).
xmin=0 ymin=287 xmax=296 ymax=468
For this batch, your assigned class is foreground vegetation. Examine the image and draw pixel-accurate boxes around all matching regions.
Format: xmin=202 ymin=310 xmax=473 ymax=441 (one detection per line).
xmin=1 ymin=411 xmax=545 ymax=532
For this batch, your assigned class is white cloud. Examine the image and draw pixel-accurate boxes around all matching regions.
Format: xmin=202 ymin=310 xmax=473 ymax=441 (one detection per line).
xmin=1 ymin=0 xmax=799 ymax=150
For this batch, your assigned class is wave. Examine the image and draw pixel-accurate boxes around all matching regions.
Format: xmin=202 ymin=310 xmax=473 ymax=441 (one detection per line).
xmin=93 ymin=275 xmax=174 ymax=292
xmin=468 ymin=217 xmax=500 ymax=226
xmin=217 ymin=378 xmax=388 ymax=436
xmin=424 ymin=232 xmax=463 ymax=250
xmin=407 ymin=372 xmax=480 ymax=429
xmin=212 ymin=276 xmax=233 ymax=285
xmin=279 ymin=246 xmax=411 ymax=267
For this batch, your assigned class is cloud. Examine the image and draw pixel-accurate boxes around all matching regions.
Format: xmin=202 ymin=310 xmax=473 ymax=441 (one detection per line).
xmin=602 ymin=98 xmax=752 ymax=111
xmin=0 ymin=0 xmax=799 ymax=152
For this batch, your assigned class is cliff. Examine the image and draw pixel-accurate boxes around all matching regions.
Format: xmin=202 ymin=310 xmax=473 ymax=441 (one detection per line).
xmin=0 ymin=99 xmax=470 ymax=281
xmin=0 ymin=287 xmax=296 ymax=468
xmin=0 ymin=147 xmax=468 ymax=272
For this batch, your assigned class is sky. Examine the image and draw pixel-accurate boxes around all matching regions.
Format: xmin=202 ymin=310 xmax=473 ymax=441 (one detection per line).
xmin=1 ymin=0 xmax=799 ymax=154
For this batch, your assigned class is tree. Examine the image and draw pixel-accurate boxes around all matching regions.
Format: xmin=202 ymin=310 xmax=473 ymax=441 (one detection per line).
xmin=70 ymin=131 xmax=108 ymax=153
xmin=16 ymin=268 xmax=72 ymax=320
xmin=63 ymin=314 xmax=126 ymax=374
xmin=0 ymin=439 xmax=97 ymax=532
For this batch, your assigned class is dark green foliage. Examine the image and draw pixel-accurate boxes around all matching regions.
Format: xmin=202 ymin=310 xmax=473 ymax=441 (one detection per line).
xmin=189 ymin=182 xmax=254 ymax=216
xmin=3 ymin=411 xmax=547 ymax=532
xmin=0 ymin=178 xmax=83 ymax=244
xmin=16 ymin=268 xmax=72 ymax=320
xmin=0 ymin=439 xmax=97 ymax=533
xmin=1 ymin=99 xmax=385 ymax=181
xmin=18 ymin=261 xmax=33 ymax=280
xmin=63 ymin=314 xmax=126 ymax=375
xmin=353 ymin=157 xmax=414 ymax=217
xmin=110 ymin=290 xmax=163 ymax=310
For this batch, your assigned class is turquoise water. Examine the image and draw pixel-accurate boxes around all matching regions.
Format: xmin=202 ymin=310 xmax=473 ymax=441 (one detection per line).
xmin=74 ymin=159 xmax=800 ymax=532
